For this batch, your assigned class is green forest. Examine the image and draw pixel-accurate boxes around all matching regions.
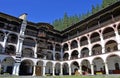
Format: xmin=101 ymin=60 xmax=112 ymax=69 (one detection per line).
xmin=52 ymin=0 xmax=118 ymax=31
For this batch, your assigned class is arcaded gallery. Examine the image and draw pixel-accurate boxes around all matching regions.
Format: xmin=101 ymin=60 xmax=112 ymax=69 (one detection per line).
xmin=0 ymin=1 xmax=120 ymax=76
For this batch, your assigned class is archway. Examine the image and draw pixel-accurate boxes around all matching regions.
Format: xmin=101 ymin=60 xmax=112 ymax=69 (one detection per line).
xmin=1 ymin=57 xmax=15 ymax=74
xmin=22 ymin=48 xmax=34 ymax=58
xmin=106 ymin=54 xmax=120 ymax=74
xmin=71 ymin=61 xmax=79 ymax=75
xmin=19 ymin=60 xmax=34 ymax=75
xmin=81 ymin=48 xmax=89 ymax=58
xmin=92 ymin=44 xmax=102 ymax=55
xmin=80 ymin=36 xmax=88 ymax=46
xmin=36 ymin=61 xmax=44 ymax=76
xmin=105 ymin=40 xmax=118 ymax=53
xmin=63 ymin=53 xmax=69 ymax=60
xmin=45 ymin=62 xmax=53 ymax=75
xmin=55 ymin=63 xmax=60 ymax=75
xmin=63 ymin=43 xmax=68 ymax=51
xmin=71 ymin=40 xmax=78 ymax=49
xmin=92 ymin=57 xmax=105 ymax=74
xmin=81 ymin=60 xmax=91 ymax=75
xmin=62 ymin=63 xmax=69 ymax=75
xmin=71 ymin=50 xmax=79 ymax=59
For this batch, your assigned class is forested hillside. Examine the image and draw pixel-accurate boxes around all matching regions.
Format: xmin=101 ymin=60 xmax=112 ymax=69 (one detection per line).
xmin=52 ymin=0 xmax=118 ymax=31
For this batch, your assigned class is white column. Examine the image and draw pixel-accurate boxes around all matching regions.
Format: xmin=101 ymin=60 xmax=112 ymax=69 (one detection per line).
xmin=68 ymin=42 xmax=71 ymax=51
xmin=115 ymin=29 xmax=120 ymax=50
xmin=12 ymin=63 xmax=20 ymax=75
xmin=53 ymin=44 xmax=56 ymax=60
xmin=88 ymin=36 xmax=92 ymax=56
xmin=91 ymin=64 xmax=94 ymax=75
xmin=100 ymin=32 xmax=105 ymax=53
xmin=52 ymin=66 xmax=55 ymax=76
xmin=77 ymin=39 xmax=81 ymax=58
xmin=60 ymin=46 xmax=63 ymax=61
xmin=43 ymin=66 xmax=46 ymax=76
xmin=104 ymin=62 xmax=109 ymax=75
xmin=32 ymin=65 xmax=36 ymax=76
xmin=69 ymin=65 xmax=71 ymax=75
xmin=34 ymin=43 xmax=38 ymax=58
xmin=60 ymin=65 xmax=63 ymax=75
xmin=2 ymin=35 xmax=7 ymax=53
xmin=79 ymin=65 xmax=82 ymax=75
xmin=68 ymin=54 xmax=71 ymax=60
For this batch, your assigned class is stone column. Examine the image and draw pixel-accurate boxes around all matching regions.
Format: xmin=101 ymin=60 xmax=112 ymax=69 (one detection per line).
xmin=60 ymin=65 xmax=63 ymax=75
xmin=100 ymin=32 xmax=105 ymax=53
xmin=77 ymin=38 xmax=81 ymax=58
xmin=91 ymin=64 xmax=94 ymax=75
xmin=12 ymin=63 xmax=20 ymax=75
xmin=52 ymin=66 xmax=55 ymax=76
xmin=88 ymin=36 xmax=92 ymax=56
xmin=104 ymin=62 xmax=109 ymax=75
xmin=53 ymin=44 xmax=56 ymax=60
xmin=43 ymin=66 xmax=46 ymax=76
xmin=69 ymin=65 xmax=71 ymax=75
xmin=34 ymin=43 xmax=38 ymax=58
xmin=115 ymin=29 xmax=120 ymax=50
xmin=60 ymin=46 xmax=63 ymax=61
xmin=2 ymin=35 xmax=7 ymax=53
xmin=79 ymin=65 xmax=82 ymax=75
xmin=32 ymin=65 xmax=36 ymax=76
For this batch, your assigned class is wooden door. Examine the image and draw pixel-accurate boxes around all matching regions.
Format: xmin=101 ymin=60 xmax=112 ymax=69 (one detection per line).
xmin=35 ymin=66 xmax=42 ymax=76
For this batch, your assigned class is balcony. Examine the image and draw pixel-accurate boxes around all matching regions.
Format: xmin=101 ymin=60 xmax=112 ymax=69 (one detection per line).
xmin=23 ymin=41 xmax=35 ymax=47
xmin=91 ymin=37 xmax=100 ymax=43
xmin=80 ymin=41 xmax=88 ymax=46
xmin=25 ymin=30 xmax=37 ymax=37
xmin=103 ymin=32 xmax=115 ymax=39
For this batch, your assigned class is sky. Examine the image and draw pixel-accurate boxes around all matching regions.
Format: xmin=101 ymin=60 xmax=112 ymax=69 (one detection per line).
xmin=0 ymin=0 xmax=102 ymax=24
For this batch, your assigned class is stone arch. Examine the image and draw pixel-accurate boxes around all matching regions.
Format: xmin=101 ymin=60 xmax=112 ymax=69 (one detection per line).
xmin=106 ymin=54 xmax=120 ymax=74
xmin=71 ymin=40 xmax=78 ymax=49
xmin=92 ymin=57 xmax=105 ymax=74
xmin=46 ymin=51 xmax=53 ymax=60
xmin=90 ymin=32 xmax=100 ymax=43
xmin=23 ymin=37 xmax=36 ymax=47
xmin=62 ymin=63 xmax=69 ymax=75
xmin=36 ymin=61 xmax=44 ymax=76
xmin=22 ymin=48 xmax=34 ymax=58
xmin=102 ymin=27 xmax=115 ymax=39
xmin=81 ymin=59 xmax=91 ymax=74
xmin=81 ymin=47 xmax=89 ymax=58
xmin=71 ymin=50 xmax=79 ymax=59
xmin=7 ymin=33 xmax=18 ymax=44
xmin=55 ymin=63 xmax=61 ymax=75
xmin=19 ymin=59 xmax=34 ymax=75
xmin=70 ymin=61 xmax=79 ymax=75
xmin=45 ymin=62 xmax=53 ymax=75
xmin=63 ymin=53 xmax=69 ymax=60
xmin=1 ymin=57 xmax=15 ymax=74
xmin=105 ymin=40 xmax=118 ymax=53
xmin=5 ymin=45 xmax=16 ymax=55
xmin=55 ymin=53 xmax=61 ymax=60
xmin=92 ymin=44 xmax=102 ymax=55
xmin=63 ymin=43 xmax=68 ymax=52
xmin=80 ymin=36 xmax=88 ymax=46
xmin=55 ymin=44 xmax=61 ymax=52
